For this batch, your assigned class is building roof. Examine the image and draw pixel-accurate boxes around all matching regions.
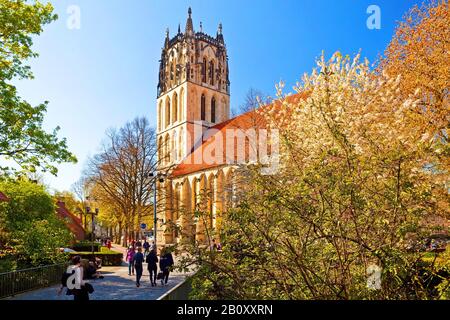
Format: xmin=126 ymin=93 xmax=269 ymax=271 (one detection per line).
xmin=171 ymin=92 xmax=307 ymax=178
xmin=56 ymin=201 xmax=85 ymax=241
xmin=0 ymin=191 xmax=9 ymax=202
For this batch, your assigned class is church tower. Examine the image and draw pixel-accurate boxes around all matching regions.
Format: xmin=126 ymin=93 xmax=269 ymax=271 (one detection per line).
xmin=156 ymin=8 xmax=230 ymax=169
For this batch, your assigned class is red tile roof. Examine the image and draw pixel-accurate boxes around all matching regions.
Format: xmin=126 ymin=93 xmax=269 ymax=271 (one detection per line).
xmin=0 ymin=191 xmax=9 ymax=202
xmin=171 ymin=92 xmax=307 ymax=177
xmin=56 ymin=201 xmax=85 ymax=241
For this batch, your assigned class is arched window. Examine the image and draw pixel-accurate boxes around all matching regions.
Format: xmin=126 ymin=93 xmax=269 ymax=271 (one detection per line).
xmin=173 ymin=130 xmax=178 ymax=162
xmin=202 ymin=58 xmax=207 ymax=83
xmin=209 ymin=60 xmax=214 ymax=86
xmin=211 ymin=97 xmax=216 ymax=123
xmin=179 ymin=88 xmax=185 ymax=121
xmin=158 ymin=100 xmax=163 ymax=131
xmin=165 ymin=134 xmax=170 ymax=164
xmin=173 ymin=59 xmax=178 ymax=84
xmin=201 ymin=94 xmax=206 ymax=121
xmin=178 ymin=127 xmax=184 ymax=160
xmin=165 ymin=98 xmax=171 ymax=127
xmin=172 ymin=92 xmax=178 ymax=123
xmin=158 ymin=136 xmax=163 ymax=164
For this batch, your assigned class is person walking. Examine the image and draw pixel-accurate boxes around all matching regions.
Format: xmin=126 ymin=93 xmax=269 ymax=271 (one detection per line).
xmin=149 ymin=241 xmax=156 ymax=252
xmin=136 ymin=239 xmax=142 ymax=249
xmin=146 ymin=248 xmax=158 ymax=286
xmin=143 ymin=240 xmax=150 ymax=258
xmin=133 ymin=247 xmax=144 ymax=287
xmin=58 ymin=255 xmax=92 ymax=301
xmin=126 ymin=245 xmax=135 ymax=276
xmin=159 ymin=248 xmax=174 ymax=286
xmin=210 ymin=239 xmax=218 ymax=251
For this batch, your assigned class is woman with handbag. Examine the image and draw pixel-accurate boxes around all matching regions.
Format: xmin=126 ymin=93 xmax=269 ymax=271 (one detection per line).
xmin=58 ymin=255 xmax=92 ymax=301
xmin=133 ymin=247 xmax=145 ymax=287
xmin=158 ymin=248 xmax=174 ymax=286
xmin=146 ymin=248 xmax=158 ymax=286
xmin=126 ymin=245 xmax=135 ymax=276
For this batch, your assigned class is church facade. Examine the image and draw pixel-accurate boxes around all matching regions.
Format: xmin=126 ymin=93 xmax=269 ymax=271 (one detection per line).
xmin=155 ymin=8 xmax=278 ymax=246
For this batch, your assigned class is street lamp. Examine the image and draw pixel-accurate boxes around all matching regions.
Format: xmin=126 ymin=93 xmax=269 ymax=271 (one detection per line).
xmin=86 ymin=206 xmax=99 ymax=258
xmin=149 ymin=171 xmax=166 ymax=251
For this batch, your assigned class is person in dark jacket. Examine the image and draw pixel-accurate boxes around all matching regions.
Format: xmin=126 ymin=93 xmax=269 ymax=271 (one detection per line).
xmin=145 ymin=248 xmax=158 ymax=286
xmin=159 ymin=248 xmax=174 ymax=286
xmin=143 ymin=240 xmax=150 ymax=258
xmin=133 ymin=247 xmax=144 ymax=287
xmin=58 ymin=255 xmax=91 ymax=300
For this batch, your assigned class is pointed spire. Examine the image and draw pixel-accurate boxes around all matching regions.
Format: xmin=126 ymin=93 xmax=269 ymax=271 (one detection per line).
xmin=200 ymin=21 xmax=203 ymax=33
xmin=178 ymin=23 xmax=181 ymax=34
xmin=216 ymin=23 xmax=224 ymax=43
xmin=164 ymin=28 xmax=169 ymax=47
xmin=185 ymin=7 xmax=194 ymax=35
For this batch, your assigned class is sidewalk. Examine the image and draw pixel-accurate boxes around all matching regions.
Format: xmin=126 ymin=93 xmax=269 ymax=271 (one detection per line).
xmin=7 ymin=243 xmax=191 ymax=301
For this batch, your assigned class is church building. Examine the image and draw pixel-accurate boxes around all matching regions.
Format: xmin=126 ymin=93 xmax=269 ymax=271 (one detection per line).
xmin=155 ymin=8 xmax=285 ymax=246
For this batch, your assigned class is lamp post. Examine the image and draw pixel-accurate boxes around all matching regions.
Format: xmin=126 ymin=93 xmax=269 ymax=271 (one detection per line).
xmin=149 ymin=172 xmax=166 ymax=251
xmin=86 ymin=206 xmax=99 ymax=258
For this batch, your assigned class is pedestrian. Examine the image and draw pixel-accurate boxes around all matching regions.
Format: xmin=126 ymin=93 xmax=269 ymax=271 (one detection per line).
xmin=107 ymin=239 xmax=112 ymax=250
xmin=146 ymin=248 xmax=158 ymax=286
xmin=58 ymin=255 xmax=92 ymax=301
xmin=133 ymin=247 xmax=144 ymax=287
xmin=126 ymin=245 xmax=135 ymax=276
xmin=159 ymin=248 xmax=174 ymax=286
xmin=149 ymin=241 xmax=156 ymax=252
xmin=210 ymin=239 xmax=218 ymax=251
xmin=143 ymin=240 xmax=150 ymax=257
xmin=86 ymin=261 xmax=104 ymax=280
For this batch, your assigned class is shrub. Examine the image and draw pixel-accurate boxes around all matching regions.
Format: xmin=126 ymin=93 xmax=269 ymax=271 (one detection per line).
xmin=0 ymin=179 xmax=73 ymax=272
xmin=72 ymin=241 xmax=101 ymax=252
xmin=69 ymin=249 xmax=123 ymax=266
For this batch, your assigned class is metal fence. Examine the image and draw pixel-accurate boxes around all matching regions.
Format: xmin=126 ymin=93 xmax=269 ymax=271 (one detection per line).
xmin=0 ymin=263 xmax=68 ymax=299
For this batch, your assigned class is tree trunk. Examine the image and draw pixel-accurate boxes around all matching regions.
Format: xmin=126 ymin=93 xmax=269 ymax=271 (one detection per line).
xmin=117 ymin=223 xmax=122 ymax=244
xmin=123 ymin=224 xmax=128 ymax=247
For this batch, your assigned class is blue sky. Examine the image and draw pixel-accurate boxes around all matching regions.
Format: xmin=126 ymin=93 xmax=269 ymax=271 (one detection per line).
xmin=13 ymin=0 xmax=421 ymax=192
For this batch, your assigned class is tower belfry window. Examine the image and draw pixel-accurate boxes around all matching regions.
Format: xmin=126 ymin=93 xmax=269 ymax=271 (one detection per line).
xmin=209 ymin=60 xmax=214 ymax=86
xmin=202 ymin=58 xmax=207 ymax=83
xmin=201 ymin=94 xmax=206 ymax=121
xmin=211 ymin=97 xmax=216 ymax=123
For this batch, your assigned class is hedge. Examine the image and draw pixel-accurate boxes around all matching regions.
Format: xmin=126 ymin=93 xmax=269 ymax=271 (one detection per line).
xmin=68 ymin=249 xmax=123 ymax=266
xmin=71 ymin=241 xmax=101 ymax=252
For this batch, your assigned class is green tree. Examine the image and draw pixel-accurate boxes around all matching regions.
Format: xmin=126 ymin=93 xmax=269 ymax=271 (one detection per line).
xmin=0 ymin=178 xmax=73 ymax=271
xmin=0 ymin=0 xmax=76 ymax=175
xmin=54 ymin=190 xmax=82 ymax=216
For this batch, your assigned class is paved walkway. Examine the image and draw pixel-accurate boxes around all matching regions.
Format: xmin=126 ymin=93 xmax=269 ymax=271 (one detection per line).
xmin=7 ymin=244 xmax=191 ymax=301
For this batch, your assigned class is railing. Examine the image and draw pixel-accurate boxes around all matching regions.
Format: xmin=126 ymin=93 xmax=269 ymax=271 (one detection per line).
xmin=0 ymin=263 xmax=68 ymax=299
xmin=158 ymin=276 xmax=193 ymax=300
